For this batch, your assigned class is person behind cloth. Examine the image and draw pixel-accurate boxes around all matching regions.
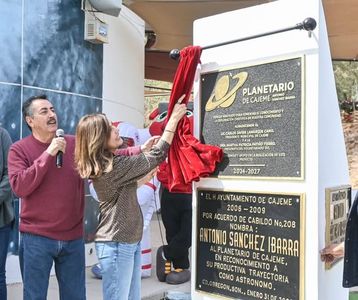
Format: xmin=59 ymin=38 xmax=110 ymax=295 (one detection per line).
xmin=74 ymin=95 xmax=186 ymax=300
xmin=149 ymin=102 xmax=194 ymax=284
xmin=157 ymin=188 xmax=192 ymax=284
xmin=7 ymin=95 xmax=86 ymax=300
xmin=0 ymin=127 xmax=14 ymax=300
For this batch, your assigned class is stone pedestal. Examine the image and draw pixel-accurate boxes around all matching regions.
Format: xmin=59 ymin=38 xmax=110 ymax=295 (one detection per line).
xmin=191 ymin=1 xmax=350 ymax=299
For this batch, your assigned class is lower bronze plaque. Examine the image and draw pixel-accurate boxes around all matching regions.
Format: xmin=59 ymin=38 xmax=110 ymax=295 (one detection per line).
xmin=196 ymin=189 xmax=304 ymax=300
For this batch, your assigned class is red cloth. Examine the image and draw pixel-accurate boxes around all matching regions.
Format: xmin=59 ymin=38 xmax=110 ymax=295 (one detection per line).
xmin=157 ymin=46 xmax=223 ymax=193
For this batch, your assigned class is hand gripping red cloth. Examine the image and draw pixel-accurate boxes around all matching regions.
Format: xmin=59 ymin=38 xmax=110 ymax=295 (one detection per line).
xmin=157 ymin=46 xmax=223 ymax=193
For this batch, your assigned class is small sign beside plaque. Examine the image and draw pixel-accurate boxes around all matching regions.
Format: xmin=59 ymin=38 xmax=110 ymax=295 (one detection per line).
xmin=325 ymin=185 xmax=351 ymax=269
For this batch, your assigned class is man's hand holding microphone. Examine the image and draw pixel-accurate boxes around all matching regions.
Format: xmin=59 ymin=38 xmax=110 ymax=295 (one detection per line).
xmin=46 ymin=129 xmax=66 ymax=168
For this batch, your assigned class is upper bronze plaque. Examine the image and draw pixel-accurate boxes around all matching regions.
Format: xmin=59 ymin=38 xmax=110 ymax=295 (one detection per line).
xmin=200 ymin=57 xmax=304 ymax=179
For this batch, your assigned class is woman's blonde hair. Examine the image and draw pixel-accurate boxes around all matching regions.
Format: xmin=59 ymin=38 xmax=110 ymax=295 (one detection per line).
xmin=75 ymin=114 xmax=113 ymax=179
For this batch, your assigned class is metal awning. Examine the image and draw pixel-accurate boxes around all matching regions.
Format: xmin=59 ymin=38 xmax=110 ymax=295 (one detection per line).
xmin=124 ymin=0 xmax=358 ymax=81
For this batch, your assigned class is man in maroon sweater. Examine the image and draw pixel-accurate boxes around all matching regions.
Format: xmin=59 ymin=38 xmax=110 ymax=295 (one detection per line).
xmin=7 ymin=95 xmax=86 ymax=300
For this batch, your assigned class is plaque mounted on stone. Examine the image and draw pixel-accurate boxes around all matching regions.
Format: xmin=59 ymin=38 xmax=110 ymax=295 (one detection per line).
xmin=196 ymin=189 xmax=305 ymax=300
xmin=200 ymin=57 xmax=304 ymax=179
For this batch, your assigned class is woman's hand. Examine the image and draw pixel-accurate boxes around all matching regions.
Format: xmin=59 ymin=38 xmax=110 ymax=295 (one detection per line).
xmin=167 ymin=94 xmax=187 ymax=126
xmin=160 ymin=94 xmax=187 ymax=145
xmin=141 ymin=136 xmax=160 ymax=152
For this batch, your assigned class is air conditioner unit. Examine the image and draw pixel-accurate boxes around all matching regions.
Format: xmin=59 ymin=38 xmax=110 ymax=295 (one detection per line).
xmin=84 ymin=12 xmax=108 ymax=44
xmin=88 ymin=0 xmax=122 ymax=17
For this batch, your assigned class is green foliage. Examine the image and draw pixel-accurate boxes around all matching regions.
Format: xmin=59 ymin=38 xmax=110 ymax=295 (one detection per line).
xmin=333 ymin=61 xmax=358 ymax=103
xmin=144 ymin=79 xmax=172 ymax=127
xmin=350 ymin=292 xmax=358 ymax=300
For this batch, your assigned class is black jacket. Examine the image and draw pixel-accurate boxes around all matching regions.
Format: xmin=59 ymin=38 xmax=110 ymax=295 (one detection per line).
xmin=343 ymin=193 xmax=358 ymax=287
xmin=0 ymin=128 xmax=14 ymax=228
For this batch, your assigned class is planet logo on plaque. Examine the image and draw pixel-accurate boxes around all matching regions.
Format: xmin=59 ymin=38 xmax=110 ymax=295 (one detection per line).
xmin=205 ymin=72 xmax=248 ymax=111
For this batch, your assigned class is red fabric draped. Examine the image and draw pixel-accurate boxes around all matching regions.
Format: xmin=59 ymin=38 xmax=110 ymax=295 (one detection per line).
xmin=157 ymin=46 xmax=223 ymax=193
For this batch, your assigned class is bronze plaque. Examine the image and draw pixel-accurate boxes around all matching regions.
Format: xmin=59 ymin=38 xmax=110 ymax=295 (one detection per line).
xmin=200 ymin=57 xmax=304 ymax=179
xmin=196 ymin=189 xmax=305 ymax=300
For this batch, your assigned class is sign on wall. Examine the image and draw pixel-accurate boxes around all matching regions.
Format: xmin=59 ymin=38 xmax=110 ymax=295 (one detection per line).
xmin=200 ymin=57 xmax=304 ymax=179
xmin=196 ymin=189 xmax=305 ymax=300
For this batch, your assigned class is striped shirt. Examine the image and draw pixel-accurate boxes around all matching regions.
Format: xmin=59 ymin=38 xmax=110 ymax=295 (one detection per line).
xmin=93 ymin=140 xmax=169 ymax=243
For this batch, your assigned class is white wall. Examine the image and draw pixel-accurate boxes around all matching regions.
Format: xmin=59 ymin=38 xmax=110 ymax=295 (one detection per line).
xmin=192 ymin=0 xmax=349 ymax=299
xmin=101 ymin=6 xmax=145 ymax=127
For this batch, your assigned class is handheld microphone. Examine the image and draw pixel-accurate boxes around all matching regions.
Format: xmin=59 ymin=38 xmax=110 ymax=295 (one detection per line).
xmin=55 ymin=129 xmax=64 ymax=168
